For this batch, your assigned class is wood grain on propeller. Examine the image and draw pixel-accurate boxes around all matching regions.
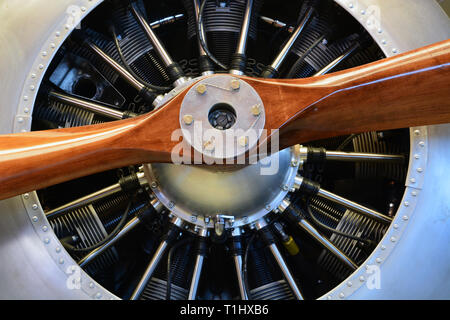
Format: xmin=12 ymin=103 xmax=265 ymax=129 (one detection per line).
xmin=249 ymin=38 xmax=450 ymax=149
xmin=0 ymin=39 xmax=449 ymax=200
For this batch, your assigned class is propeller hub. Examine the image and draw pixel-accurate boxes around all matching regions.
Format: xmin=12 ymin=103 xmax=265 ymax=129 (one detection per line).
xmin=179 ymin=74 xmax=266 ymax=163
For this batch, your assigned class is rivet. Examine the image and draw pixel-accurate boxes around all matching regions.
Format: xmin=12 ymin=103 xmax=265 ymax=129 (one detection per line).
xmin=404 ymin=201 xmax=409 ymax=207
xmin=50 ymin=43 xmax=56 ymax=49
xmin=30 ymin=85 xmax=35 ymax=91
xmin=55 ymin=31 xmax=61 ymax=37
xmin=390 ymin=236 xmax=397 ymax=242
xmin=265 ymin=204 xmax=271 ymax=211
xmin=414 ymin=154 xmax=420 ymax=160
xmin=24 ymin=193 xmax=30 ymax=199
xmin=327 ymin=295 xmax=332 ymax=300
xmin=42 ymin=226 xmax=48 ymax=232
xmin=360 ymin=10 xmax=365 ymax=15
xmin=339 ymin=292 xmax=345 ymax=299
xmin=291 ymin=160 xmax=298 ymax=167
xmin=402 ymin=215 xmax=409 ymax=221
xmin=417 ymin=168 xmax=423 ymax=173
xmin=359 ymin=276 xmax=365 ymax=282
xmin=151 ymin=182 xmax=158 ymax=189
xmin=182 ymin=114 xmax=194 ymax=125
xmin=96 ymin=293 xmax=102 ymax=299
xmin=59 ymin=258 xmax=64 ymax=264
xmin=392 ymin=48 xmax=398 ymax=54
xmin=419 ymin=141 xmax=425 ymax=147
xmin=44 ymin=238 xmax=50 ymax=244
xmin=65 ymin=24 xmax=71 ymax=30
xmin=381 ymin=39 xmax=387 ymax=45
xmin=17 ymin=117 xmax=24 ymax=124
xmin=81 ymin=7 xmax=87 ymax=12
xmin=24 ymin=108 xmax=30 ymax=114
xmin=348 ymin=3 xmax=354 ymax=8
xmin=230 ymin=79 xmax=240 ymax=90
xmin=377 ymin=29 xmax=382 ymax=34
xmin=347 ymin=281 xmax=353 ymax=287
xmin=414 ymin=130 xmax=420 ymax=136
xmin=282 ymin=185 xmax=289 ymax=191
xmin=196 ymin=84 xmax=207 ymax=95
xmin=410 ymin=178 xmax=416 ymax=184
xmin=24 ymin=96 xmax=29 ymax=101
xmin=376 ymin=257 xmax=382 ymax=264
xmin=42 ymin=51 xmax=47 ymax=57
xmin=38 ymin=64 xmax=44 ymax=70
xmin=381 ymin=245 xmax=386 ymax=250
xmin=32 ymin=216 xmax=38 ymax=222
xmin=89 ymin=282 xmax=95 ymax=289
xmin=32 ymin=204 xmax=38 ymax=210
xmin=393 ymin=224 xmax=399 ymax=229
xmin=55 ymin=247 xmax=61 ymax=253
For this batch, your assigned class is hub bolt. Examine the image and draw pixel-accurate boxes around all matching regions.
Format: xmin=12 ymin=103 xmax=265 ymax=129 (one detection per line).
xmin=196 ymin=84 xmax=207 ymax=95
xmin=183 ymin=114 xmax=194 ymax=125
xmin=251 ymin=104 xmax=261 ymax=116
xmin=238 ymin=136 xmax=248 ymax=147
xmin=230 ymin=79 xmax=240 ymax=90
xmin=203 ymin=139 xmax=215 ymax=152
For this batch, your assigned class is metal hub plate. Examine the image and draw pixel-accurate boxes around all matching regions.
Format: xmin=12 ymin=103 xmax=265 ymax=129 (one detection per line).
xmin=179 ymin=74 xmax=265 ymax=162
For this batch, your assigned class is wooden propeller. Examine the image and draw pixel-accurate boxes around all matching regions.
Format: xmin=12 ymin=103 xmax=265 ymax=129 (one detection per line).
xmin=0 ymin=39 xmax=449 ymax=200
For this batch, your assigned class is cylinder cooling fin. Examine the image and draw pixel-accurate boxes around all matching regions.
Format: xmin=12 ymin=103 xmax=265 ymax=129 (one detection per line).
xmin=0 ymin=0 xmax=449 ymax=301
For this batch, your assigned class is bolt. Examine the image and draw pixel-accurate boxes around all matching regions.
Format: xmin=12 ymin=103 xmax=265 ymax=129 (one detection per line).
xmin=196 ymin=84 xmax=207 ymax=95
xmin=183 ymin=114 xmax=194 ymax=125
xmin=203 ymin=139 xmax=215 ymax=152
xmin=251 ymin=104 xmax=261 ymax=116
xmin=238 ymin=136 xmax=248 ymax=147
xmin=230 ymin=79 xmax=240 ymax=90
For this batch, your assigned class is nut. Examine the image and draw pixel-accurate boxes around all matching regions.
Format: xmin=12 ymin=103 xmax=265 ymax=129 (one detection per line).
xmin=238 ymin=136 xmax=248 ymax=147
xmin=251 ymin=104 xmax=261 ymax=116
xmin=196 ymin=84 xmax=207 ymax=95
xmin=183 ymin=114 xmax=194 ymax=125
xmin=230 ymin=79 xmax=240 ymax=90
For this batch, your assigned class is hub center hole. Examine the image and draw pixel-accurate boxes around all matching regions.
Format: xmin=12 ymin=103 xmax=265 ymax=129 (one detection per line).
xmin=208 ymin=103 xmax=237 ymax=130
